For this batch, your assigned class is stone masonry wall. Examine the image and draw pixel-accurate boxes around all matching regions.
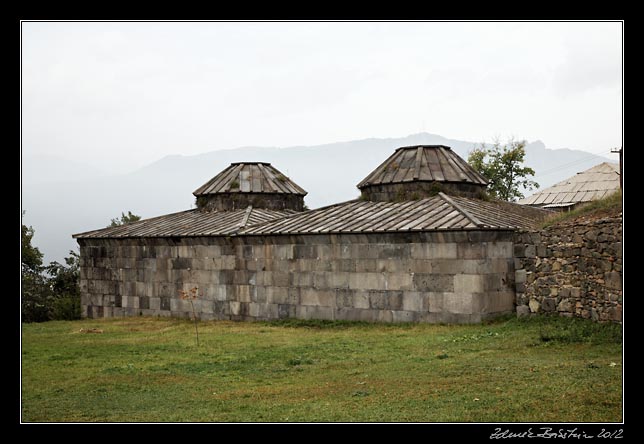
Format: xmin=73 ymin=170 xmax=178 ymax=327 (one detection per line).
xmin=78 ymin=230 xmax=516 ymax=324
xmin=359 ymin=182 xmax=486 ymax=202
xmin=513 ymin=213 xmax=622 ymax=322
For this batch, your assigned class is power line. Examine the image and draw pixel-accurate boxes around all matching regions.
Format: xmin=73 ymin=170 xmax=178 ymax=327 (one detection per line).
xmin=537 ymin=150 xmax=614 ymax=177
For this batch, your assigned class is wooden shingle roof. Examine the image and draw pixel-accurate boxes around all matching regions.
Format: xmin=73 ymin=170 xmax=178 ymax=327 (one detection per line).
xmin=357 ymin=145 xmax=488 ymax=189
xmin=73 ymin=207 xmax=296 ymax=239
xmin=193 ymin=162 xmax=307 ymax=197
xmin=73 ymin=193 xmax=547 ymax=239
xmin=519 ymin=162 xmax=620 ymax=207
xmin=240 ymin=193 xmax=546 ymax=235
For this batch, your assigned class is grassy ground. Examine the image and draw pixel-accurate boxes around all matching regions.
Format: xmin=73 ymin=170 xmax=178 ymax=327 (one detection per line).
xmin=21 ymin=316 xmax=622 ymax=423
xmin=541 ymin=190 xmax=622 ymax=228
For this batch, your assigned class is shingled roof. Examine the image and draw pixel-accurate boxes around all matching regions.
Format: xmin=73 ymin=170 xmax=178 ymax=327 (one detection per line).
xmin=73 ymin=207 xmax=296 ymax=239
xmin=73 ymin=192 xmax=547 ymax=239
xmin=240 ymin=193 xmax=545 ymax=235
xmin=357 ymin=145 xmax=488 ymax=189
xmin=193 ymin=162 xmax=307 ymax=197
xmin=519 ymin=162 xmax=620 ymax=208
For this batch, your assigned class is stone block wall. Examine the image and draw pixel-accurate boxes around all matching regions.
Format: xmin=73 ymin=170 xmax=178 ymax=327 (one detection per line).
xmin=513 ymin=214 xmax=622 ymax=322
xmin=78 ymin=230 xmax=516 ymax=323
xmin=359 ymin=182 xmax=486 ymax=202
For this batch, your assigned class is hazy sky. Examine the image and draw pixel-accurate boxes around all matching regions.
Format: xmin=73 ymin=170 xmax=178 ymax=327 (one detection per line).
xmin=21 ymin=21 xmax=622 ymax=174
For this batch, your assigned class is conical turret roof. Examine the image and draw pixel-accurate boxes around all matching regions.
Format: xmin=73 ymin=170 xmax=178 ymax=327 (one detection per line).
xmin=358 ymin=145 xmax=488 ymax=189
xmin=193 ymin=162 xmax=307 ymax=197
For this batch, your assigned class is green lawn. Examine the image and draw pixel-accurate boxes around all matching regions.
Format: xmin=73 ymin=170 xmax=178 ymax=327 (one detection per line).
xmin=21 ymin=316 xmax=622 ymax=422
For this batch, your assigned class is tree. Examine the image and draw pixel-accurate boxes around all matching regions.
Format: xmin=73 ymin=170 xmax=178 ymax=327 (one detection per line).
xmin=22 ymin=212 xmax=81 ymax=322
xmin=22 ymin=214 xmax=51 ymax=322
xmin=22 ymin=213 xmax=43 ymax=274
xmin=109 ymin=211 xmax=141 ymax=227
xmin=468 ymin=139 xmax=539 ymax=201
xmin=46 ymin=251 xmax=81 ymax=320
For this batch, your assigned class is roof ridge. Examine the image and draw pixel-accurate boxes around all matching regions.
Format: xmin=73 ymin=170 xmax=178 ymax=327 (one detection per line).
xmin=438 ymin=192 xmax=484 ymax=228
xmin=239 ymin=205 xmax=253 ymax=229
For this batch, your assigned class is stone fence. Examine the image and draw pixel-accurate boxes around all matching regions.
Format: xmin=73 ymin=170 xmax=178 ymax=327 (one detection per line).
xmin=513 ymin=213 xmax=622 ymax=322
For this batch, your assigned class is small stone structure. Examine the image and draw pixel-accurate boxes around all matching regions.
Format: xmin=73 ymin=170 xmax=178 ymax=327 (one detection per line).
xmin=513 ymin=213 xmax=622 ymax=322
xmin=75 ymin=145 xmax=548 ymax=323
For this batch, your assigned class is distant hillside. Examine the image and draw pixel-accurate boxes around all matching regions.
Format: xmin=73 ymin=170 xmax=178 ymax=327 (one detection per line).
xmin=21 ymin=133 xmax=614 ymax=263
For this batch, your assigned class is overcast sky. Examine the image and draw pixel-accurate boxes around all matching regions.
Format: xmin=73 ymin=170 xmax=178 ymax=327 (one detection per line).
xmin=21 ymin=21 xmax=622 ymax=174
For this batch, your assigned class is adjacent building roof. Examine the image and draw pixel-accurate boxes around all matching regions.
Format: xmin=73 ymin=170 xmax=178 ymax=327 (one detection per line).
xmin=518 ymin=162 xmax=620 ymax=208
xmin=193 ymin=162 xmax=307 ymax=196
xmin=357 ymin=145 xmax=488 ymax=189
xmin=73 ymin=207 xmax=296 ymax=239
xmin=240 ymin=193 xmax=544 ymax=235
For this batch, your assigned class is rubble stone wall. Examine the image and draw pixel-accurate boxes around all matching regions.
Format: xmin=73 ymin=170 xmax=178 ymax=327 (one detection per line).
xmin=513 ymin=214 xmax=622 ymax=323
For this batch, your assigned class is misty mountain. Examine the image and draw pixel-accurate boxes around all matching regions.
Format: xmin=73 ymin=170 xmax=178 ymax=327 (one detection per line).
xmin=22 ymin=133 xmax=615 ymax=264
xmin=22 ymin=153 xmax=108 ymax=185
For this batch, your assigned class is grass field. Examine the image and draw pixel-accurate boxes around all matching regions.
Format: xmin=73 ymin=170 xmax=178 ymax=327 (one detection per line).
xmin=21 ymin=316 xmax=622 ymax=423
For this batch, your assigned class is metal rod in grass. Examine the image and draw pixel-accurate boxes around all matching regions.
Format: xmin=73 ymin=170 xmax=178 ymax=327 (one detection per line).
xmin=179 ymin=287 xmax=200 ymax=346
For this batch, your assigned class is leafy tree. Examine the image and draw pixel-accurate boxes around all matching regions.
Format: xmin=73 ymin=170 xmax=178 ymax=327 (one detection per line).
xmin=22 ymin=212 xmax=81 ymax=322
xmin=22 ymin=213 xmax=43 ymax=273
xmin=22 ymin=215 xmax=50 ymax=322
xmin=468 ymin=139 xmax=539 ymax=201
xmin=46 ymin=251 xmax=81 ymax=320
xmin=109 ymin=211 xmax=141 ymax=227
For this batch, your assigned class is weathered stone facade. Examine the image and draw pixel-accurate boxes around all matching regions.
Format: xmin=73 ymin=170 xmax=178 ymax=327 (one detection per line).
xmin=360 ymin=181 xmax=487 ymax=202
xmin=79 ymin=231 xmax=516 ymax=323
xmin=513 ymin=214 xmax=622 ymax=322
xmin=197 ymin=192 xmax=305 ymax=212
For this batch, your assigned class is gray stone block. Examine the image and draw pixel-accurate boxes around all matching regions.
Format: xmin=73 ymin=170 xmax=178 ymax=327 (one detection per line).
xmin=214 ymin=300 xmax=230 ymax=316
xmin=353 ymin=291 xmax=371 ymax=309
xmin=355 ymin=259 xmax=378 ymax=273
xmin=335 ymin=289 xmax=354 ymax=308
xmin=525 ymin=245 xmax=537 ymax=258
xmin=473 ymin=291 xmax=514 ymax=314
xmin=349 ymin=272 xmax=386 ymax=290
xmin=392 ymin=310 xmax=419 ymax=323
xmin=542 ymin=298 xmax=556 ymax=312
xmin=427 ymin=292 xmax=445 ymax=313
xmin=454 ymin=274 xmax=484 ymax=293
xmin=402 ymin=292 xmax=425 ymax=312
xmin=266 ymin=286 xmax=292 ymax=305
xmin=413 ymin=273 xmax=454 ymax=292
xmin=385 ymin=273 xmax=413 ymax=290
xmin=237 ymin=285 xmax=251 ymax=303
xmin=516 ymin=305 xmax=530 ymax=317
xmin=457 ymin=243 xmax=487 ymax=259
xmin=336 ymin=307 xmax=378 ymax=322
xmin=443 ymin=293 xmax=473 ymax=314
xmin=411 ymin=243 xmax=457 ymax=259
xmin=296 ymin=305 xmax=334 ymax=321
xmin=488 ymin=242 xmax=513 ymax=259
xmin=515 ymin=269 xmax=527 ymax=284
xmin=278 ymin=304 xmax=295 ymax=319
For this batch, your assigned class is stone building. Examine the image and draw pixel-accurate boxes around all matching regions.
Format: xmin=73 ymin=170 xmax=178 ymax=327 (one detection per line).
xmin=74 ymin=145 xmax=547 ymax=323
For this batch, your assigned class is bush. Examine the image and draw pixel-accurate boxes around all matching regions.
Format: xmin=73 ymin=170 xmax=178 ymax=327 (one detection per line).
xmin=51 ymin=294 xmax=81 ymax=321
xmin=21 ymin=250 xmax=81 ymax=323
